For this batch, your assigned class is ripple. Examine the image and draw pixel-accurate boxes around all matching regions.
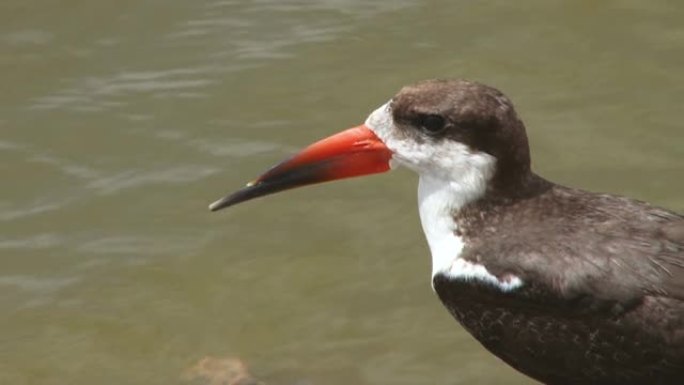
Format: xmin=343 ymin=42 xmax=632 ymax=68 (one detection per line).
xmin=28 ymin=154 xmax=101 ymax=180
xmin=0 ymin=275 xmax=78 ymax=292
xmin=0 ymin=200 xmax=68 ymax=222
xmin=76 ymin=233 xmax=209 ymax=256
xmin=189 ymin=138 xmax=282 ymax=157
xmin=150 ymin=126 xmax=292 ymax=157
xmin=0 ymin=234 xmax=64 ymax=250
xmin=3 ymin=139 xmax=102 ymax=181
xmin=169 ymin=0 xmax=417 ymax=66
xmin=2 ymin=29 xmax=54 ymax=45
xmin=29 ymin=67 xmax=214 ymax=111
xmin=86 ymin=165 xmax=219 ymax=194
xmin=0 ymin=140 xmax=25 ymax=151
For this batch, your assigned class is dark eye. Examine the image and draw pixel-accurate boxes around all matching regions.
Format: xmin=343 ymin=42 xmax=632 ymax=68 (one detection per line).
xmin=418 ymin=114 xmax=447 ymax=135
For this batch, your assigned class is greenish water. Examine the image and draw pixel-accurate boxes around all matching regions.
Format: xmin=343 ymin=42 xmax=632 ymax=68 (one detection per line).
xmin=1 ymin=1 xmax=682 ymax=384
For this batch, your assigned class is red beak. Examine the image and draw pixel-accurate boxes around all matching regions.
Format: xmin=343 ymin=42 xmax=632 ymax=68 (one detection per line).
xmin=209 ymin=124 xmax=392 ymax=211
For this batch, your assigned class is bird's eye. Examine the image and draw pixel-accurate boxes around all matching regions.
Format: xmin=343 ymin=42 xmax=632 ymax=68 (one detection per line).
xmin=418 ymin=114 xmax=447 ymax=135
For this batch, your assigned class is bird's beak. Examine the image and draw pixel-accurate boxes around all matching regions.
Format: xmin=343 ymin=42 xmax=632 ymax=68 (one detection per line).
xmin=209 ymin=124 xmax=392 ymax=211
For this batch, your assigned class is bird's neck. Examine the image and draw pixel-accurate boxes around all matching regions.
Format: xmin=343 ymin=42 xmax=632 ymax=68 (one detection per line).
xmin=417 ymin=174 xmax=482 ymax=278
xmin=417 ymin=168 xmax=550 ymax=282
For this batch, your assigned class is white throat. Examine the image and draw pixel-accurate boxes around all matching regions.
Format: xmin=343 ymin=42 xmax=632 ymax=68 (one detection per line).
xmin=417 ymin=175 xmax=471 ymax=278
xmin=365 ymin=102 xmax=523 ymax=292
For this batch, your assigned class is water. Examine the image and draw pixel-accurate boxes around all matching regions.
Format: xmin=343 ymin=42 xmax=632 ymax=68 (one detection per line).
xmin=1 ymin=1 xmax=683 ymax=384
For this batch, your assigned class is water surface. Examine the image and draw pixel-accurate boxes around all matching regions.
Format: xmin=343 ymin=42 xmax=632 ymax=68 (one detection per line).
xmin=1 ymin=1 xmax=683 ymax=384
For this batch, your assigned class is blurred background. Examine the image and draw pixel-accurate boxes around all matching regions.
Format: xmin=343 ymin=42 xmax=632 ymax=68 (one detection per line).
xmin=1 ymin=1 xmax=683 ymax=384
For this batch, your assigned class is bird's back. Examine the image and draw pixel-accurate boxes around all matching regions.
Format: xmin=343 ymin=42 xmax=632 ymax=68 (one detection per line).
xmin=435 ymin=181 xmax=684 ymax=384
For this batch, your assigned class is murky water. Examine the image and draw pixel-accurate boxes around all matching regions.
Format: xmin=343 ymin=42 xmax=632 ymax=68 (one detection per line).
xmin=1 ymin=1 xmax=683 ymax=384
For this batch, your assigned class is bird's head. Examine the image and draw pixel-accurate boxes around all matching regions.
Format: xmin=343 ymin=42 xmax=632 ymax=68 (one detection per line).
xmin=210 ymin=79 xmax=531 ymax=211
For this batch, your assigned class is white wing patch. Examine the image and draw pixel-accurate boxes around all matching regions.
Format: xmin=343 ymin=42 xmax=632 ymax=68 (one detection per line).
xmin=446 ymin=259 xmax=524 ymax=292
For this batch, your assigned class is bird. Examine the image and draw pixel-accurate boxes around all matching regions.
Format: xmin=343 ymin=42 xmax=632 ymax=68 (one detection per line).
xmin=209 ymin=79 xmax=684 ymax=385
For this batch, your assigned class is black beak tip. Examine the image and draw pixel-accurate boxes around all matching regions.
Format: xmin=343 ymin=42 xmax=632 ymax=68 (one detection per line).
xmin=208 ymin=196 xmax=231 ymax=212
xmin=208 ymin=182 xmax=264 ymax=212
xmin=209 ymin=161 xmax=329 ymax=213
xmin=208 ymin=190 xmax=246 ymax=212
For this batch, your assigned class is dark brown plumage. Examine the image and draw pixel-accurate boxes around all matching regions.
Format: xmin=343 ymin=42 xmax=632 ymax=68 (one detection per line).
xmin=393 ymin=80 xmax=684 ymax=384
